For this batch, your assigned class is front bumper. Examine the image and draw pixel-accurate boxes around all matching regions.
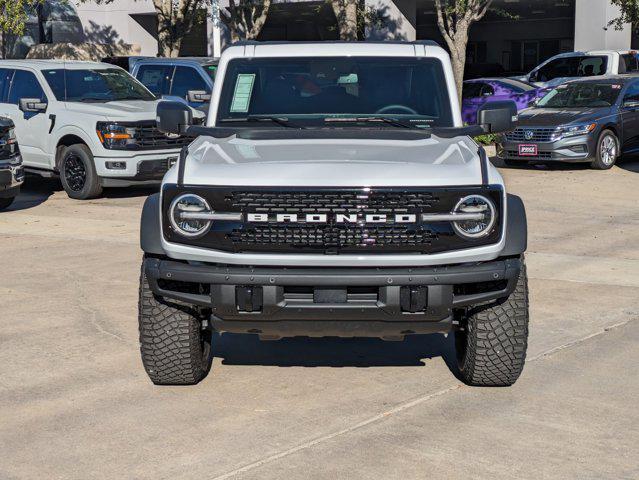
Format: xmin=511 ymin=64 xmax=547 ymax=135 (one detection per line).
xmin=144 ymin=256 xmax=522 ymax=337
xmin=498 ymin=134 xmax=597 ymax=163
xmin=0 ymin=155 xmax=24 ymax=197
xmin=94 ymin=150 xmax=182 ymax=181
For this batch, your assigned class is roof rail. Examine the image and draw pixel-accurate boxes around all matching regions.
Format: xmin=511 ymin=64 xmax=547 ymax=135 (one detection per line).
xmin=230 ymin=40 xmax=440 ymax=47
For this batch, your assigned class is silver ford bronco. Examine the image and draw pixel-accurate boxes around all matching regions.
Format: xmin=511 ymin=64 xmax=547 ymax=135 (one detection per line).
xmin=139 ymin=41 xmax=529 ymax=387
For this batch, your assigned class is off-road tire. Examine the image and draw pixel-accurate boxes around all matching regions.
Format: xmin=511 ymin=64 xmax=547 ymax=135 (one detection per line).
xmin=138 ymin=262 xmax=212 ymax=385
xmin=591 ymin=129 xmax=618 ymax=170
xmin=455 ymin=257 xmax=529 ymax=387
xmin=0 ymin=196 xmax=15 ymax=210
xmin=59 ymin=144 xmax=103 ymax=200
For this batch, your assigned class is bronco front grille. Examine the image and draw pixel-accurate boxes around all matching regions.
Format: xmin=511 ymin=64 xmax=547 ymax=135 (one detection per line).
xmin=162 ymin=186 xmax=504 ymax=254
xmin=229 ymin=225 xmax=437 ymax=249
xmin=229 ymin=191 xmax=440 ymax=214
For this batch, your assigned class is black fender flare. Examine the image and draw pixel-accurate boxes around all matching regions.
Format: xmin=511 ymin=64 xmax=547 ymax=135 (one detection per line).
xmin=502 ymin=194 xmax=528 ymax=256
xmin=140 ymin=193 xmax=165 ymax=255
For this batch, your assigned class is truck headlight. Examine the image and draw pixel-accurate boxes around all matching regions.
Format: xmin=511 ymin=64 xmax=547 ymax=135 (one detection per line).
xmin=96 ymin=122 xmax=137 ymax=150
xmin=452 ymin=195 xmax=497 ymax=239
xmin=169 ymin=194 xmax=212 ymax=237
xmin=558 ymin=123 xmax=596 ymax=139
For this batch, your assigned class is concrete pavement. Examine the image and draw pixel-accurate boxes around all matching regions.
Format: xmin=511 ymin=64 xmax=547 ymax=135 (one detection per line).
xmin=1 ymin=160 xmax=638 ymax=479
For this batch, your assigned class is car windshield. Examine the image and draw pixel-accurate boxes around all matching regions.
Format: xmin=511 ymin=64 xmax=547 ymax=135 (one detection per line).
xmin=216 ymin=57 xmax=454 ymax=128
xmin=537 ymin=82 xmax=621 ymax=108
xmin=43 ymin=68 xmax=155 ymax=102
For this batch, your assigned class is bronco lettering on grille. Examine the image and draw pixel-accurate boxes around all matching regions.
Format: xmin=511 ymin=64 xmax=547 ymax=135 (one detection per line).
xmin=246 ymin=213 xmax=418 ymax=224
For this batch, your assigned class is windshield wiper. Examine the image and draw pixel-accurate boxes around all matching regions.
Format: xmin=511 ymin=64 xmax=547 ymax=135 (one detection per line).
xmin=324 ymin=117 xmax=425 ymax=129
xmin=221 ymin=116 xmax=306 ymax=129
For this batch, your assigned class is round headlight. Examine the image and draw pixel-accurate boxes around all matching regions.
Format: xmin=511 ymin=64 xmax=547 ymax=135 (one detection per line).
xmin=452 ymin=195 xmax=497 ymax=239
xmin=169 ymin=194 xmax=211 ymax=237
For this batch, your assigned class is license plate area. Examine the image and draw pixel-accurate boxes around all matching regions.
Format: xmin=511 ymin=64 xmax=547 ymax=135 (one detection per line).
xmin=518 ymin=144 xmax=538 ymax=156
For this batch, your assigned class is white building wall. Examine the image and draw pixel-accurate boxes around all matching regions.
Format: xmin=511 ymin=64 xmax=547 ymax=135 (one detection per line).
xmin=366 ymin=0 xmax=416 ymax=41
xmin=75 ymin=0 xmax=158 ymax=55
xmin=574 ymin=0 xmax=631 ymax=51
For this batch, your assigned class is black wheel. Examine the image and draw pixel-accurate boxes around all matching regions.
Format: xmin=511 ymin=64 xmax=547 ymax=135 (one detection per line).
xmin=138 ymin=260 xmax=212 ymax=385
xmin=591 ymin=129 xmax=618 ymax=170
xmin=455 ymin=257 xmax=529 ymax=387
xmin=0 ymin=197 xmax=15 ymax=210
xmin=503 ymin=159 xmax=528 ymax=167
xmin=59 ymin=144 xmax=102 ymax=200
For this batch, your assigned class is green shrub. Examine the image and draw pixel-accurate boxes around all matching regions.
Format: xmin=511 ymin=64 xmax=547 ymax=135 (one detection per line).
xmin=473 ymin=133 xmax=499 ymax=146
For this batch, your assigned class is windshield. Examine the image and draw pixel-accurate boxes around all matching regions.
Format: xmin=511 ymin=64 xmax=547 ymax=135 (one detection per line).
xmin=537 ymin=82 xmax=621 ymax=108
xmin=43 ymin=68 xmax=155 ymax=102
xmin=216 ymin=57 xmax=454 ymax=128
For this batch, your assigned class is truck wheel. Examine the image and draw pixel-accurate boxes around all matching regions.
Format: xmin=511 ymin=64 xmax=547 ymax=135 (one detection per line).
xmin=59 ymin=144 xmax=103 ymax=200
xmin=138 ymin=262 xmax=212 ymax=385
xmin=455 ymin=258 xmax=529 ymax=387
xmin=0 ymin=197 xmax=15 ymax=210
xmin=591 ymin=130 xmax=618 ymax=170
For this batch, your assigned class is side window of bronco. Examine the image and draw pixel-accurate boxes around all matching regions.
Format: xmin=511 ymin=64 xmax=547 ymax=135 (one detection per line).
xmin=8 ymin=70 xmax=47 ymax=105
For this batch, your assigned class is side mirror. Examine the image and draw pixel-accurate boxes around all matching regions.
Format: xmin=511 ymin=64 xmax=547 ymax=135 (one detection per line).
xmin=477 ymin=100 xmax=518 ymax=134
xmin=527 ymin=98 xmax=539 ymax=108
xmin=19 ymin=98 xmax=47 ymax=113
xmin=156 ymin=101 xmax=193 ymax=135
xmin=187 ymin=90 xmax=212 ymax=103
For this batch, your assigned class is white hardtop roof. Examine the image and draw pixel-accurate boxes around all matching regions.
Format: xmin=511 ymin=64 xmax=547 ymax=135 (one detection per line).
xmin=0 ymin=59 xmax=122 ymax=70
xmin=222 ymin=40 xmax=446 ymax=58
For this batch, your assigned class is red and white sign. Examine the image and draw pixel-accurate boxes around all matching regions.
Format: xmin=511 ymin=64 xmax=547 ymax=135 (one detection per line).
xmin=518 ymin=144 xmax=538 ymax=156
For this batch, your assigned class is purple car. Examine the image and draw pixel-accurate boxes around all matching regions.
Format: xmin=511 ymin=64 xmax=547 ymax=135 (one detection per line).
xmin=462 ymin=78 xmax=548 ymax=124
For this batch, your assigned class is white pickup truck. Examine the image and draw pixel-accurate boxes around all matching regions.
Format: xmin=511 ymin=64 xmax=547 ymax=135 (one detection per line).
xmin=140 ymin=41 xmax=529 ymax=388
xmin=516 ymin=50 xmax=639 ymax=88
xmin=0 ymin=60 xmax=200 ymax=199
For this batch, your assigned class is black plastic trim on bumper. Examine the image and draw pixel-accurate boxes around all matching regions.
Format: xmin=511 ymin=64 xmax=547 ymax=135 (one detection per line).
xmin=144 ymin=257 xmax=522 ymax=335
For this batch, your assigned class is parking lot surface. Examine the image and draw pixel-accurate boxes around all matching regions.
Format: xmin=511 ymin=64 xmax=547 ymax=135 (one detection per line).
xmin=1 ymin=160 xmax=638 ymax=480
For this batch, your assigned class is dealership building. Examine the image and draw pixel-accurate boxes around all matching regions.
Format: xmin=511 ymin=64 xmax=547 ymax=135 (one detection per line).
xmin=4 ymin=0 xmax=634 ymax=76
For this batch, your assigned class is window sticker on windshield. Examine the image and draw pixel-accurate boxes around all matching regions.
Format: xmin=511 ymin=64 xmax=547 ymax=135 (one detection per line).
xmin=230 ymin=73 xmax=255 ymax=113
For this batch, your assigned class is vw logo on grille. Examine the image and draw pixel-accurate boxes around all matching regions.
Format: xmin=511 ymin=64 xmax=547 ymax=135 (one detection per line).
xmin=524 ymin=130 xmax=535 ymax=141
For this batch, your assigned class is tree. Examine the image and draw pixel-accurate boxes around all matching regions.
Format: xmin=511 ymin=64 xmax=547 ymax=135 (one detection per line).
xmin=219 ymin=0 xmax=271 ymax=43
xmin=330 ymin=0 xmax=358 ymax=40
xmin=434 ymin=0 xmax=493 ymax=103
xmin=82 ymin=0 xmax=214 ymax=57
xmin=0 ymin=0 xmax=42 ymax=36
xmin=609 ymin=0 xmax=639 ymax=30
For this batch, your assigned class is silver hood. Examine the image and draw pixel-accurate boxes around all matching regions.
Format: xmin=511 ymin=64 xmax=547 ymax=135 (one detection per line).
xmin=180 ymin=135 xmax=484 ymax=187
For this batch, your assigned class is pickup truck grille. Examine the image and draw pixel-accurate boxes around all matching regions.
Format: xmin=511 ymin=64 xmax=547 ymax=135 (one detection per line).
xmin=133 ymin=122 xmax=192 ymax=150
xmin=162 ymin=186 xmax=504 ymax=254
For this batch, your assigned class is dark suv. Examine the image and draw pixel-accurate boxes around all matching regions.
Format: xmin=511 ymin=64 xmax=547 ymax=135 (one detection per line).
xmin=0 ymin=117 xmax=23 ymax=210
